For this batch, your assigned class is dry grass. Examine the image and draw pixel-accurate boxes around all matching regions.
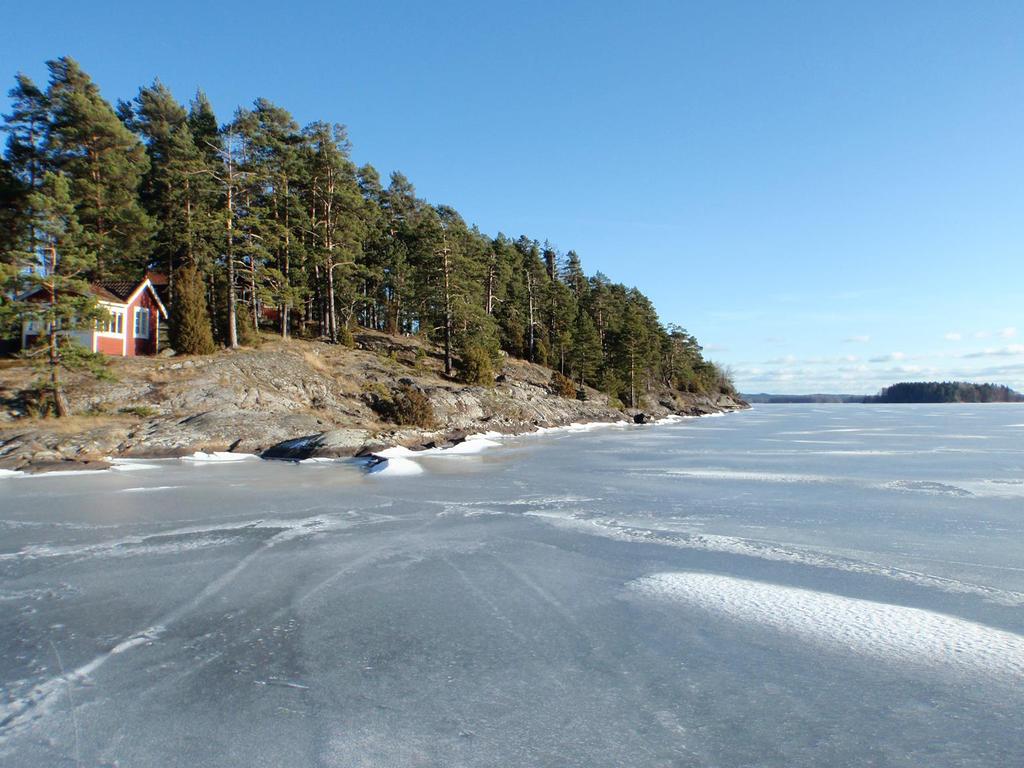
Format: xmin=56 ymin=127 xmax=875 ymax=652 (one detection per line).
xmin=302 ymin=350 xmax=332 ymax=375
xmin=2 ymin=414 xmax=135 ymax=435
xmin=144 ymin=369 xmax=175 ymax=384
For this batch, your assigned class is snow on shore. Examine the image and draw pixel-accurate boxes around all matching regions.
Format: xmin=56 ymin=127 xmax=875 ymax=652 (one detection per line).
xmin=364 ymin=419 xmax=638 ymax=475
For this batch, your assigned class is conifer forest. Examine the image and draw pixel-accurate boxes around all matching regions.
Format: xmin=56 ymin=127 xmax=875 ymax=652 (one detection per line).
xmin=0 ymin=58 xmax=733 ymax=406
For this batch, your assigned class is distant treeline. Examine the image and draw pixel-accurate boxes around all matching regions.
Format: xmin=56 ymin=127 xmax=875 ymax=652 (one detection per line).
xmin=744 ymin=382 xmax=1023 ymax=404
xmin=742 ymin=393 xmax=863 ymax=404
xmin=867 ymin=382 xmax=1024 ymax=404
xmin=0 ymin=57 xmax=734 ymax=409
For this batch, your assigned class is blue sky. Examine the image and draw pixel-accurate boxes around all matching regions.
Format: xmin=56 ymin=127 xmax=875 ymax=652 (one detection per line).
xmin=3 ymin=1 xmax=1022 ymax=393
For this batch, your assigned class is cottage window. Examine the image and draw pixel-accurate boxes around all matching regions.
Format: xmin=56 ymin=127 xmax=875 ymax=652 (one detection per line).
xmin=134 ymin=307 xmax=151 ymax=339
xmin=98 ymin=311 xmax=124 ymax=334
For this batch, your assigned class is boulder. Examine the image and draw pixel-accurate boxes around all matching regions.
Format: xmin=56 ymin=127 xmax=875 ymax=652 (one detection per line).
xmin=262 ymin=428 xmax=371 ymax=460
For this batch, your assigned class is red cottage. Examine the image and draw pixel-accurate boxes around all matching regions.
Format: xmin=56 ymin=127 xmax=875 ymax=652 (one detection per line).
xmin=21 ymin=277 xmax=169 ymax=357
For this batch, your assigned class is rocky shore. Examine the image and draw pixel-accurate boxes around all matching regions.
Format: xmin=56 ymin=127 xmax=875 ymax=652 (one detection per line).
xmin=0 ymin=331 xmax=747 ymax=473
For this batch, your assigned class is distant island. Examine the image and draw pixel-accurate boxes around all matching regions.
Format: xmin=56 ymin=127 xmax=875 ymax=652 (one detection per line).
xmin=745 ymin=382 xmax=1023 ymax=404
xmin=865 ymin=382 xmax=1023 ymax=403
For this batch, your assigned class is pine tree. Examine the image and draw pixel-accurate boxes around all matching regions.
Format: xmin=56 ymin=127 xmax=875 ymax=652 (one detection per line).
xmin=569 ymin=309 xmax=601 ymax=388
xmin=125 ymin=82 xmax=223 ymax=311
xmin=234 ymin=99 xmax=305 ymax=338
xmin=15 ymin=172 xmax=103 ymax=416
xmin=379 ymin=171 xmax=419 ymax=334
xmin=45 ymin=57 xmax=153 ymax=281
xmin=2 ymin=74 xmax=49 ymax=284
xmin=301 ymin=122 xmax=365 ymax=343
xmin=169 ymin=264 xmax=215 ymax=355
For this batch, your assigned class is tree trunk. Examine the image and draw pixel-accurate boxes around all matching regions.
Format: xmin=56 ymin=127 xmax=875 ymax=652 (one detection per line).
xmin=225 ymin=150 xmax=239 ymax=349
xmin=442 ymin=242 xmax=453 ymax=376
xmin=281 ymin=179 xmax=290 ymax=339
xmin=326 ymin=254 xmax=337 ymax=343
xmin=486 ymin=260 xmax=495 ymax=315
xmin=629 ymin=346 xmax=636 ymax=408
xmin=526 ymin=270 xmax=535 ymax=362
xmin=49 ymin=326 xmax=68 ymax=418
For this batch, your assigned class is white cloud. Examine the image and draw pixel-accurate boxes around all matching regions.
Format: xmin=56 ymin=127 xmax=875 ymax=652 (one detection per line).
xmin=844 ymin=335 xmax=871 ymax=343
xmin=973 ymin=330 xmax=991 ymax=339
xmin=962 ymin=345 xmax=1024 ymax=359
xmin=869 ymin=352 xmax=906 ymax=363
xmin=1001 ymin=327 xmax=1018 ymax=339
xmin=944 ymin=332 xmax=962 ymax=341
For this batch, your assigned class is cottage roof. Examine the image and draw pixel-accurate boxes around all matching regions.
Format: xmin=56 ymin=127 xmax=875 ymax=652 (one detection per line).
xmin=94 ymin=281 xmax=139 ymax=302
xmin=18 ymin=277 xmax=168 ymax=318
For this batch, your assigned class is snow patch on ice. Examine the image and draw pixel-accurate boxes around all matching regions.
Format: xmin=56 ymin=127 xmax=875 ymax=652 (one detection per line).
xmin=369 ymin=436 xmax=505 ymax=468
xmin=632 ymin=572 xmax=1024 ymax=684
xmin=366 ymin=457 xmax=424 ymax=476
xmin=643 ymin=468 xmax=837 ymax=484
xmin=180 ymin=451 xmax=259 ymax=463
xmin=654 ymin=414 xmax=689 ymax=425
xmin=958 ymin=479 xmax=1024 ymax=499
xmin=464 ymin=430 xmax=504 ymax=441
xmin=109 ymin=461 xmax=161 ymax=472
xmin=16 ymin=469 xmax=111 ymax=478
xmin=438 ymin=437 xmax=501 ymax=454
xmin=0 ymin=468 xmax=24 ymax=478
xmin=887 ymin=480 xmax=973 ymax=497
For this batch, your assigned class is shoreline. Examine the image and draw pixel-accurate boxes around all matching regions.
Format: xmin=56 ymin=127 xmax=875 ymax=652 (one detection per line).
xmin=0 ymin=336 xmax=748 ymax=475
xmin=0 ymin=410 xmax=739 ymax=479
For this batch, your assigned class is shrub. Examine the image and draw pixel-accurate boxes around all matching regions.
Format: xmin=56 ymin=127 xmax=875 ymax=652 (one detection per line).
xmin=458 ymin=342 xmax=497 ymax=386
xmin=235 ymin=303 xmax=260 ymax=347
xmin=549 ymin=371 xmax=576 ymax=398
xmin=337 ymin=324 xmax=355 ymax=348
xmin=414 ymin=346 xmax=429 ymax=371
xmin=365 ymin=383 xmax=437 ymax=429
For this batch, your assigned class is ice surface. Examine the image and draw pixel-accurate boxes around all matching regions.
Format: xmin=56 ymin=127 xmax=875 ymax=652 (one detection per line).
xmin=2 ymin=404 xmax=1023 ymax=767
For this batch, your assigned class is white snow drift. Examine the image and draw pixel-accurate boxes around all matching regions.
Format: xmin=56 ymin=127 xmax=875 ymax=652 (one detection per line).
xmin=633 ymin=572 xmax=1024 ymax=684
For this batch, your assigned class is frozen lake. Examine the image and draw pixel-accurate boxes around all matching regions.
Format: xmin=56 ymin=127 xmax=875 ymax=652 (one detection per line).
xmin=1 ymin=405 xmax=1023 ymax=766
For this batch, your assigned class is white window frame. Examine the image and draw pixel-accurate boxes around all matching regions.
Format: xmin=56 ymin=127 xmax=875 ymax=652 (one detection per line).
xmin=134 ymin=307 xmax=151 ymax=339
xmin=96 ymin=306 xmax=126 ymax=336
